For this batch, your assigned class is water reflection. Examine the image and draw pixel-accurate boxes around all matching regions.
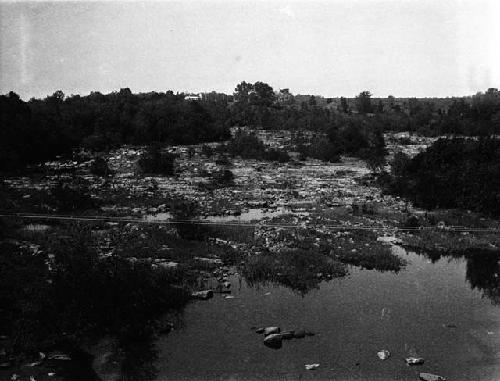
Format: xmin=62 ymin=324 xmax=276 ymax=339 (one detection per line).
xmin=121 ymin=333 xmax=158 ymax=381
xmin=423 ymin=249 xmax=500 ymax=305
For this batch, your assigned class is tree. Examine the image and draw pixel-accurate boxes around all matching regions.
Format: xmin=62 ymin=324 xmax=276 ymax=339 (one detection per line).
xmin=339 ymin=97 xmax=349 ymax=113
xmin=355 ymin=91 xmax=373 ymax=114
xmin=234 ymin=81 xmax=254 ymax=104
xmin=251 ymin=82 xmax=275 ymax=107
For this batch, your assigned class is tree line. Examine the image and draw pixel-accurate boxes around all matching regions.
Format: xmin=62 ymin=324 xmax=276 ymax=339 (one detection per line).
xmin=2 ymin=83 xmax=499 ymax=171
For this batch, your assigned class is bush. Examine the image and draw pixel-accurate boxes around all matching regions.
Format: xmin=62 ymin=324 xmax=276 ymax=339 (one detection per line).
xmin=90 ymin=156 xmax=113 ymax=176
xmin=226 ymin=131 xmax=291 ymax=162
xmin=297 ymin=139 xmax=341 ymax=162
xmin=138 ymin=145 xmax=177 ymax=175
xmin=50 ymin=178 xmax=94 ymax=212
xmin=386 ymin=138 xmax=500 ymax=217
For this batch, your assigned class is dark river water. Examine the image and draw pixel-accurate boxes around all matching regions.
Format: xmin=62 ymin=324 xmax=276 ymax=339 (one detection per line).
xmin=154 ymin=247 xmax=500 ymax=381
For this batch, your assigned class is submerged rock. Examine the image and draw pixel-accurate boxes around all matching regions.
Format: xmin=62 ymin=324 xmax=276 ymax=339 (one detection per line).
xmin=281 ymin=331 xmax=294 ymax=340
xmin=293 ymin=330 xmax=306 ymax=339
xmin=406 ymin=357 xmax=424 ymax=366
xmin=419 ymin=373 xmax=446 ymax=381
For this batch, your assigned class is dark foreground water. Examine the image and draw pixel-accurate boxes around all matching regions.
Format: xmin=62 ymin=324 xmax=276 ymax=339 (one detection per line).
xmin=155 ymin=247 xmax=500 ymax=381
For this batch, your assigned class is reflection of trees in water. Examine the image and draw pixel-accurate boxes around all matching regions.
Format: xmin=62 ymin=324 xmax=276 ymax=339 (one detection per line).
xmin=121 ymin=332 xmax=158 ymax=381
xmin=423 ymin=249 xmax=500 ymax=305
xmin=242 ymin=249 xmax=347 ymax=295
xmin=465 ymin=252 xmax=500 ymax=305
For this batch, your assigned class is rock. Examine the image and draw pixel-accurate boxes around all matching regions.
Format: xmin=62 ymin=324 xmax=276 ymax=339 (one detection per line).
xmin=293 ymin=330 xmax=306 ymax=339
xmin=304 ymin=331 xmax=315 ymax=336
xmin=255 ymin=328 xmax=265 ymax=334
xmin=406 ymin=357 xmax=424 ymax=366
xmin=305 ymin=363 xmax=320 ymax=370
xmin=419 ymin=373 xmax=446 ymax=381
xmin=263 ymin=334 xmax=282 ymax=349
xmin=47 ymin=352 xmax=71 ymax=361
xmin=377 ymin=350 xmax=390 ymax=360
xmin=281 ymin=331 xmax=295 ymax=340
xmin=264 ymin=327 xmax=280 ymax=336
xmin=191 ymin=290 xmax=214 ymax=300
xmin=224 ymin=295 xmax=235 ymax=299
xmin=223 ymin=281 xmax=231 ymax=288
xmin=376 ymin=236 xmax=402 ymax=245
xmin=442 ymin=324 xmax=457 ymax=329
xmin=0 ymin=361 xmax=12 ymax=369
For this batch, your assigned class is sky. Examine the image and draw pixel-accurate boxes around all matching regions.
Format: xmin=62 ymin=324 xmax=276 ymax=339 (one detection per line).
xmin=1 ymin=0 xmax=499 ymax=100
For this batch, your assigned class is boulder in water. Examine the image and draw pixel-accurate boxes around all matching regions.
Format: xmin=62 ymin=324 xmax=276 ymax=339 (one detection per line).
xmin=263 ymin=334 xmax=282 ymax=349
xmin=377 ymin=350 xmax=390 ymax=360
xmin=419 ymin=373 xmax=446 ymax=381
xmin=263 ymin=327 xmax=280 ymax=336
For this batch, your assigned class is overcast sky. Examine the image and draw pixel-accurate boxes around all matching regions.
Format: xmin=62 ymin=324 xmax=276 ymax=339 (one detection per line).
xmin=1 ymin=0 xmax=499 ymax=99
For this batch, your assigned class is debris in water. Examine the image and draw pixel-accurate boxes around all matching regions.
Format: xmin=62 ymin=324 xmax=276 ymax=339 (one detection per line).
xmin=442 ymin=323 xmax=457 ymax=329
xmin=377 ymin=349 xmax=390 ymax=360
xmin=419 ymin=373 xmax=446 ymax=381
xmin=406 ymin=357 xmax=424 ymax=366
xmin=305 ymin=363 xmax=320 ymax=370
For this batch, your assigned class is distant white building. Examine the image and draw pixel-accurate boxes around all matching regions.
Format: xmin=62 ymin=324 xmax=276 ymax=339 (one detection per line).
xmin=184 ymin=94 xmax=201 ymax=101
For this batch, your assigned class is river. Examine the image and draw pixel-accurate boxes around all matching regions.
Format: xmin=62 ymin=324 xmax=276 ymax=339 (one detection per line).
xmin=154 ymin=246 xmax=500 ymax=381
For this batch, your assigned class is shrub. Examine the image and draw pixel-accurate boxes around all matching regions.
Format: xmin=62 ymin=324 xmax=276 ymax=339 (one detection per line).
xmin=90 ymin=156 xmax=113 ymax=176
xmin=297 ymin=139 xmax=341 ymax=162
xmin=50 ymin=178 xmax=94 ymax=212
xmin=138 ymin=145 xmax=177 ymax=175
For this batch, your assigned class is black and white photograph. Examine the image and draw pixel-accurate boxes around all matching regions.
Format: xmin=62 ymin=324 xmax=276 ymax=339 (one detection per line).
xmin=0 ymin=1 xmax=499 ymax=380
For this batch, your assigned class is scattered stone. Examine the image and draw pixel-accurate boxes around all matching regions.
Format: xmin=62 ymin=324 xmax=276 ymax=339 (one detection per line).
xmin=377 ymin=350 xmax=390 ymax=360
xmin=305 ymin=363 xmax=320 ymax=370
xmin=419 ymin=373 xmax=446 ymax=381
xmin=376 ymin=236 xmax=402 ymax=245
xmin=223 ymin=281 xmax=231 ymax=288
xmin=406 ymin=357 xmax=424 ymax=366
xmin=263 ymin=334 xmax=282 ymax=349
xmin=47 ymin=352 xmax=71 ymax=361
xmin=48 ymin=373 xmax=56 ymax=377
xmin=442 ymin=324 xmax=457 ymax=329
xmin=191 ymin=290 xmax=214 ymax=300
xmin=224 ymin=295 xmax=235 ymax=299
xmin=281 ymin=331 xmax=295 ymax=340
xmin=263 ymin=327 xmax=280 ymax=336
xmin=293 ymin=330 xmax=306 ymax=339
